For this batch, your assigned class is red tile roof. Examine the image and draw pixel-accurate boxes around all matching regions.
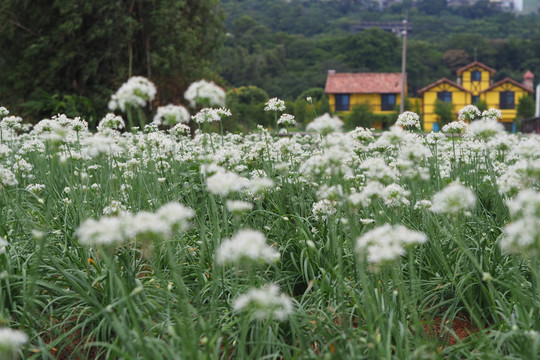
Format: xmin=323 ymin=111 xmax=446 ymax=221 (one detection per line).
xmin=482 ymin=77 xmax=534 ymax=93
xmin=456 ymin=61 xmax=496 ymax=75
xmin=325 ymin=72 xmax=404 ymax=94
xmin=417 ymin=78 xmax=470 ymax=94
xmin=524 ymin=70 xmax=534 ymax=79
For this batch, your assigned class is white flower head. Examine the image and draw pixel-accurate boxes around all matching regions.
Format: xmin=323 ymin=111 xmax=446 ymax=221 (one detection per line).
xmin=382 ymin=183 xmax=411 ymax=208
xmin=506 ymin=189 xmax=540 ymax=218
xmin=396 ymin=111 xmax=420 ymax=130
xmin=466 ymin=118 xmax=504 ymax=140
xmin=108 ymin=76 xmax=157 ymax=112
xmin=0 ymin=327 xmax=28 ymax=356
xmin=0 ymin=166 xmax=18 ymax=188
xmin=226 ymin=200 xmax=254 ymax=214
xmin=102 ymin=200 xmax=127 ymax=216
xmin=431 ymin=181 xmax=476 ymax=215
xmin=233 ymin=284 xmax=293 ymax=321
xmin=76 ymin=216 xmax=127 ymax=247
xmin=306 ymin=113 xmax=343 ymax=135
xmin=184 ymin=80 xmax=226 ymax=108
xmin=192 ymin=108 xmax=231 ymax=124
xmin=442 ymin=120 xmax=468 ymax=134
xmin=458 ymin=105 xmax=481 ymax=122
xmin=216 ymin=229 xmax=280 ymax=266
xmin=312 ymin=199 xmax=337 ymax=221
xmin=0 ymin=116 xmax=22 ymax=130
xmin=155 ymin=202 xmax=195 ymax=232
xmin=169 ymin=123 xmax=191 ymax=136
xmin=264 ymin=98 xmax=286 ymax=112
xmin=356 ymin=224 xmax=427 ymax=265
xmin=277 ymin=113 xmax=296 ymax=126
xmin=349 ymin=126 xmax=374 ymax=143
xmin=97 ymin=113 xmax=125 ymax=133
xmin=206 ymin=170 xmax=249 ymax=196
xmin=500 ymin=216 xmax=540 ymax=256
xmin=0 ymin=237 xmax=8 ymax=255
xmin=152 ymin=104 xmax=190 ymax=126
xmin=482 ymin=108 xmax=502 ymax=121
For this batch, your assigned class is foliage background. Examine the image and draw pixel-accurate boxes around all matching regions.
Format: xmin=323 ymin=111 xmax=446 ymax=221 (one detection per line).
xmin=1 ymin=0 xmax=539 ymax=127
xmin=0 ymin=0 xmax=223 ymax=124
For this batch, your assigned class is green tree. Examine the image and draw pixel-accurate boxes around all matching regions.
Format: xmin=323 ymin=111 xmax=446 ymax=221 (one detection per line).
xmin=434 ymin=100 xmax=454 ymax=127
xmin=343 ymin=28 xmax=400 ymax=71
xmin=0 ymin=0 xmax=223 ymax=120
xmin=515 ymin=95 xmax=536 ymax=132
xmin=475 ymin=99 xmax=488 ymax=113
xmin=226 ymin=86 xmax=269 ymax=131
xmin=517 ymin=95 xmax=535 ymax=119
xmin=417 ymin=0 xmax=447 ymax=15
xmin=294 ymin=88 xmax=330 ymax=126
xmin=344 ymin=104 xmax=373 ymax=130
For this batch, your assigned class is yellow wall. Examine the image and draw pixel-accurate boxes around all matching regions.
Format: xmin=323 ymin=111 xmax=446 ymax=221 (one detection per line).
xmin=483 ymin=83 xmax=530 ymax=123
xmin=460 ymin=67 xmax=492 ymax=94
xmin=328 ymin=93 xmax=403 ymax=115
xmin=422 ymin=83 xmax=469 ymax=131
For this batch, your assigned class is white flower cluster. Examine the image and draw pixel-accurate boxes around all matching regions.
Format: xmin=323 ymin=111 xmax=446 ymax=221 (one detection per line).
xmin=442 ymin=120 xmax=468 ymax=134
xmin=108 ymin=76 xmax=157 ymax=112
xmin=0 ymin=116 xmax=22 ymax=130
xmin=277 ymin=113 xmax=296 ymax=126
xmin=29 ymin=114 xmax=90 ymax=144
xmin=0 ymin=327 xmax=28 ymax=356
xmin=430 ymin=181 xmax=476 ymax=215
xmin=81 ymin=134 xmax=121 ymax=158
xmin=184 ymin=80 xmax=226 ymax=108
xmin=0 ymin=107 xmax=9 ymax=116
xmin=482 ymin=108 xmax=502 ymax=121
xmin=0 ymin=166 xmax=18 ymax=188
xmin=458 ymin=105 xmax=481 ymax=122
xmin=0 ymin=236 xmax=7 ymax=255
xmin=76 ymin=202 xmax=194 ymax=247
xmin=97 ymin=113 xmax=125 ymax=133
xmin=205 ymin=167 xmax=274 ymax=197
xmin=169 ymin=123 xmax=191 ymax=136
xmin=306 ymin=113 xmax=343 ymax=135
xmin=102 ymin=200 xmax=127 ymax=216
xmin=349 ymin=126 xmax=374 ymax=143
xmin=152 ymin=104 xmax=190 ymax=126
xmin=264 ymin=98 xmax=286 ymax=112
xmin=395 ymin=111 xmax=421 ymax=130
xmin=191 ymin=108 xmax=231 ymax=124
xmin=233 ymin=284 xmax=293 ymax=321
xmin=500 ymin=189 xmax=540 ymax=255
xmin=226 ymin=200 xmax=253 ymax=214
xmin=312 ymin=199 xmax=337 ymax=221
xmin=206 ymin=170 xmax=249 ymax=196
xmin=356 ymin=224 xmax=427 ymax=265
xmin=466 ymin=118 xmax=504 ymax=140
xmin=216 ymin=229 xmax=279 ymax=266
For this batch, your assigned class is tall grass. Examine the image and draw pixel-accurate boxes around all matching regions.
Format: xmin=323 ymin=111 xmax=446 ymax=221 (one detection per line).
xmin=0 ymin=106 xmax=539 ymax=359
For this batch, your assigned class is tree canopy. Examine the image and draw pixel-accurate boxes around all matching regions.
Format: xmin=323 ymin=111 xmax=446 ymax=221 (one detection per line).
xmin=218 ymin=0 xmax=540 ymax=101
xmin=0 ymin=0 xmax=223 ymax=121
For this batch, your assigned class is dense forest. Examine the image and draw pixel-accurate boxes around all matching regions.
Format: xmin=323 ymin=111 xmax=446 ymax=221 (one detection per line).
xmin=0 ymin=0 xmax=539 ymax=128
xmin=217 ymin=0 xmax=540 ymax=99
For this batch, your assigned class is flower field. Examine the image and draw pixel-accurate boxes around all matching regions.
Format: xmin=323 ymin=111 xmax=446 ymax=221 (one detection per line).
xmin=0 ymin=80 xmax=540 ymax=359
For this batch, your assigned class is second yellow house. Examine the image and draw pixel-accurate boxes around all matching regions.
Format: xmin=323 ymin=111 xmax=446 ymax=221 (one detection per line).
xmin=419 ymin=61 xmax=535 ymax=131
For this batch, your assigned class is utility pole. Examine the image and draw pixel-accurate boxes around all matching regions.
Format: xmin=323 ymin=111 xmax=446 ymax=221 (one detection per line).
xmin=399 ymin=19 xmax=407 ymax=114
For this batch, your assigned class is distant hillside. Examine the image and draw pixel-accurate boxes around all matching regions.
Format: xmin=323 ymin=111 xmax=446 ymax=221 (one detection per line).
xmin=216 ymin=0 xmax=540 ymax=100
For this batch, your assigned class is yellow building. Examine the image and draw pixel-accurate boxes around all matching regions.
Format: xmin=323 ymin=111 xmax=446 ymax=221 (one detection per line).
xmin=324 ymin=70 xmax=405 ymax=128
xmin=419 ymin=61 xmax=535 ymax=131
